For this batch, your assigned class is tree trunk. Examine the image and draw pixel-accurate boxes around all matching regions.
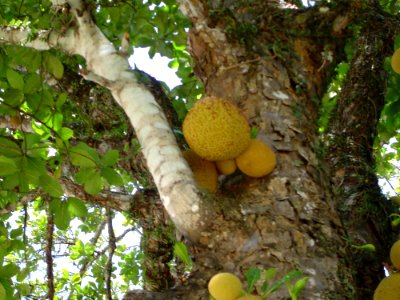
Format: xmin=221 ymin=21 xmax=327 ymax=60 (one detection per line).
xmin=128 ymin=1 xmax=395 ymax=299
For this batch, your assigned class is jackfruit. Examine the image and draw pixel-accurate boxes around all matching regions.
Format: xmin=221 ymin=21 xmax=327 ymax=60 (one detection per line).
xmin=183 ymin=149 xmax=218 ymax=192
xmin=390 ymin=240 xmax=400 ymax=269
xmin=392 ymin=49 xmax=400 ymax=74
xmin=182 ymin=97 xmax=250 ymax=161
xmin=235 ymin=139 xmax=276 ymax=178
xmin=373 ymin=273 xmax=400 ymax=300
xmin=216 ymin=159 xmax=237 ymax=175
xmin=208 ymin=272 xmax=243 ymax=300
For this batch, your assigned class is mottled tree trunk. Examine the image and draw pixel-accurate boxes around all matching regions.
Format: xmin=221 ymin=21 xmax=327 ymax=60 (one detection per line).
xmin=126 ymin=1 xmax=398 ymax=300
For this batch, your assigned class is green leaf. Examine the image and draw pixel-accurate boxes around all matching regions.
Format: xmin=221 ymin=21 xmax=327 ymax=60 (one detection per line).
xmin=39 ymin=174 xmax=63 ymax=197
xmin=0 ymin=263 xmax=19 ymax=277
xmin=9 ymin=228 xmax=23 ymax=239
xmin=6 ymin=69 xmax=24 ymax=90
xmin=67 ymin=197 xmax=87 ymax=218
xmin=84 ymin=171 xmax=103 ymax=195
xmin=245 ymin=267 xmax=261 ymax=293
xmin=58 ymin=127 xmax=74 ymax=141
xmin=75 ymin=167 xmax=96 ymax=184
xmin=50 ymin=199 xmax=71 ymax=230
xmin=101 ymin=167 xmax=123 ymax=186
xmin=0 ymin=277 xmax=12 ymax=300
xmin=3 ymin=88 xmax=24 ymax=107
xmin=44 ymin=53 xmax=64 ymax=79
xmin=70 ymin=143 xmax=99 ymax=167
xmin=0 ymin=282 xmax=6 ymax=300
xmin=0 ymin=156 xmax=18 ymax=176
xmin=290 ymin=277 xmax=309 ymax=299
xmin=100 ymin=149 xmax=119 ymax=167
xmin=23 ymin=73 xmax=41 ymax=94
xmin=173 ymin=241 xmax=191 ymax=265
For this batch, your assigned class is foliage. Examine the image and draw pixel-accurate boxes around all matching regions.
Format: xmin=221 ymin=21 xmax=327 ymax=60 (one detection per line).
xmin=0 ymin=0 xmax=203 ymax=298
xmin=244 ymin=267 xmax=309 ymax=300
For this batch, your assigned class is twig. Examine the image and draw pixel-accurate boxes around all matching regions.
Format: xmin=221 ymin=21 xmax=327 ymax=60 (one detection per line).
xmin=105 ymin=208 xmax=116 ymax=300
xmin=45 ymin=199 xmax=55 ymax=300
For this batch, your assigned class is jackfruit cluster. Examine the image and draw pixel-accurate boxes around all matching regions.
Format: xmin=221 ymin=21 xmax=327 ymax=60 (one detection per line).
xmin=373 ymin=240 xmax=400 ymax=300
xmin=182 ymin=96 xmax=277 ymax=191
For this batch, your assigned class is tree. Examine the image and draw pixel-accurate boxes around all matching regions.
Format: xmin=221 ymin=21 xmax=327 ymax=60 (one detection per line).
xmin=0 ymin=0 xmax=399 ymax=299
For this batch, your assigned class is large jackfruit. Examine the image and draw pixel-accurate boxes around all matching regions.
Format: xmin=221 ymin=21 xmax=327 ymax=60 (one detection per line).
xmin=183 ymin=97 xmax=250 ymax=161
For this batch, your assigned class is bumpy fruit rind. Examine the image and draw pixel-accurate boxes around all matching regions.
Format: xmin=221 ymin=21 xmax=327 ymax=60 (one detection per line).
xmin=208 ymin=272 xmax=243 ymax=300
xmin=216 ymin=159 xmax=237 ymax=175
xmin=373 ymin=273 xmax=400 ymax=300
xmin=392 ymin=48 xmax=400 ymax=74
xmin=390 ymin=240 xmax=400 ymax=269
xmin=183 ymin=149 xmax=218 ymax=192
xmin=235 ymin=139 xmax=276 ymax=178
xmin=183 ymin=97 xmax=250 ymax=161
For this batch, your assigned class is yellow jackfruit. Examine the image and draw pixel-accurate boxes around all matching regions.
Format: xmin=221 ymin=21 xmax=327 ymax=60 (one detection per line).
xmin=183 ymin=149 xmax=218 ymax=192
xmin=182 ymin=97 xmax=250 ymax=161
xmin=373 ymin=273 xmax=400 ymax=300
xmin=235 ymin=139 xmax=277 ymax=178
xmin=392 ymin=49 xmax=400 ymax=74
xmin=216 ymin=159 xmax=237 ymax=175
xmin=208 ymin=272 xmax=243 ymax=300
xmin=390 ymin=240 xmax=400 ymax=269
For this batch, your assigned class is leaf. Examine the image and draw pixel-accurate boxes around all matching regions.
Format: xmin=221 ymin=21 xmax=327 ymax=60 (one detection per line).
xmin=100 ymin=149 xmax=119 ymax=167
xmin=0 ymin=277 xmax=12 ymax=300
xmin=6 ymin=69 xmax=24 ymax=90
xmin=44 ymin=53 xmax=64 ymax=79
xmin=3 ymin=88 xmax=24 ymax=107
xmin=70 ymin=143 xmax=99 ymax=167
xmin=84 ymin=171 xmax=103 ymax=195
xmin=74 ymin=167 xmax=96 ymax=184
xmin=67 ymin=197 xmax=87 ymax=218
xmin=58 ymin=127 xmax=73 ymax=141
xmin=101 ymin=167 xmax=123 ymax=186
xmin=50 ymin=198 xmax=71 ymax=230
xmin=290 ymin=277 xmax=309 ymax=299
xmin=39 ymin=174 xmax=63 ymax=197
xmin=0 ymin=282 xmax=5 ymax=300
xmin=23 ymin=73 xmax=41 ymax=94
xmin=173 ymin=241 xmax=191 ymax=265
xmin=0 ymin=263 xmax=19 ymax=278
xmin=0 ymin=156 xmax=18 ymax=176
xmin=245 ymin=267 xmax=261 ymax=293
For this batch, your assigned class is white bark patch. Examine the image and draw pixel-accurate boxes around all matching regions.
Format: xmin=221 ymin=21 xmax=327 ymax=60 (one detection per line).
xmin=0 ymin=0 xmax=210 ymax=240
xmin=272 ymin=90 xmax=290 ymax=100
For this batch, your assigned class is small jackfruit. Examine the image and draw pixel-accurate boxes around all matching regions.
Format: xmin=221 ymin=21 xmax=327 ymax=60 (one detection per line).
xmin=208 ymin=272 xmax=243 ymax=300
xmin=182 ymin=97 xmax=250 ymax=161
xmin=392 ymin=49 xmax=400 ymax=74
xmin=235 ymin=139 xmax=276 ymax=178
xmin=390 ymin=240 xmax=400 ymax=269
xmin=183 ymin=149 xmax=218 ymax=192
xmin=373 ymin=273 xmax=400 ymax=300
xmin=216 ymin=159 xmax=237 ymax=175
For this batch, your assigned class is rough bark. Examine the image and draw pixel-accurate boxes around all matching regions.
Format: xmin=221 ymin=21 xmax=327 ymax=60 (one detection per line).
xmin=326 ymin=4 xmax=398 ymax=298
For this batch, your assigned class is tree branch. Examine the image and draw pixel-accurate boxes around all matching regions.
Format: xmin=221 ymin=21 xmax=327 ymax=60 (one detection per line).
xmin=46 ymin=199 xmax=55 ymax=300
xmin=0 ymin=0 xmax=214 ymax=240
xmin=105 ymin=209 xmax=116 ymax=300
